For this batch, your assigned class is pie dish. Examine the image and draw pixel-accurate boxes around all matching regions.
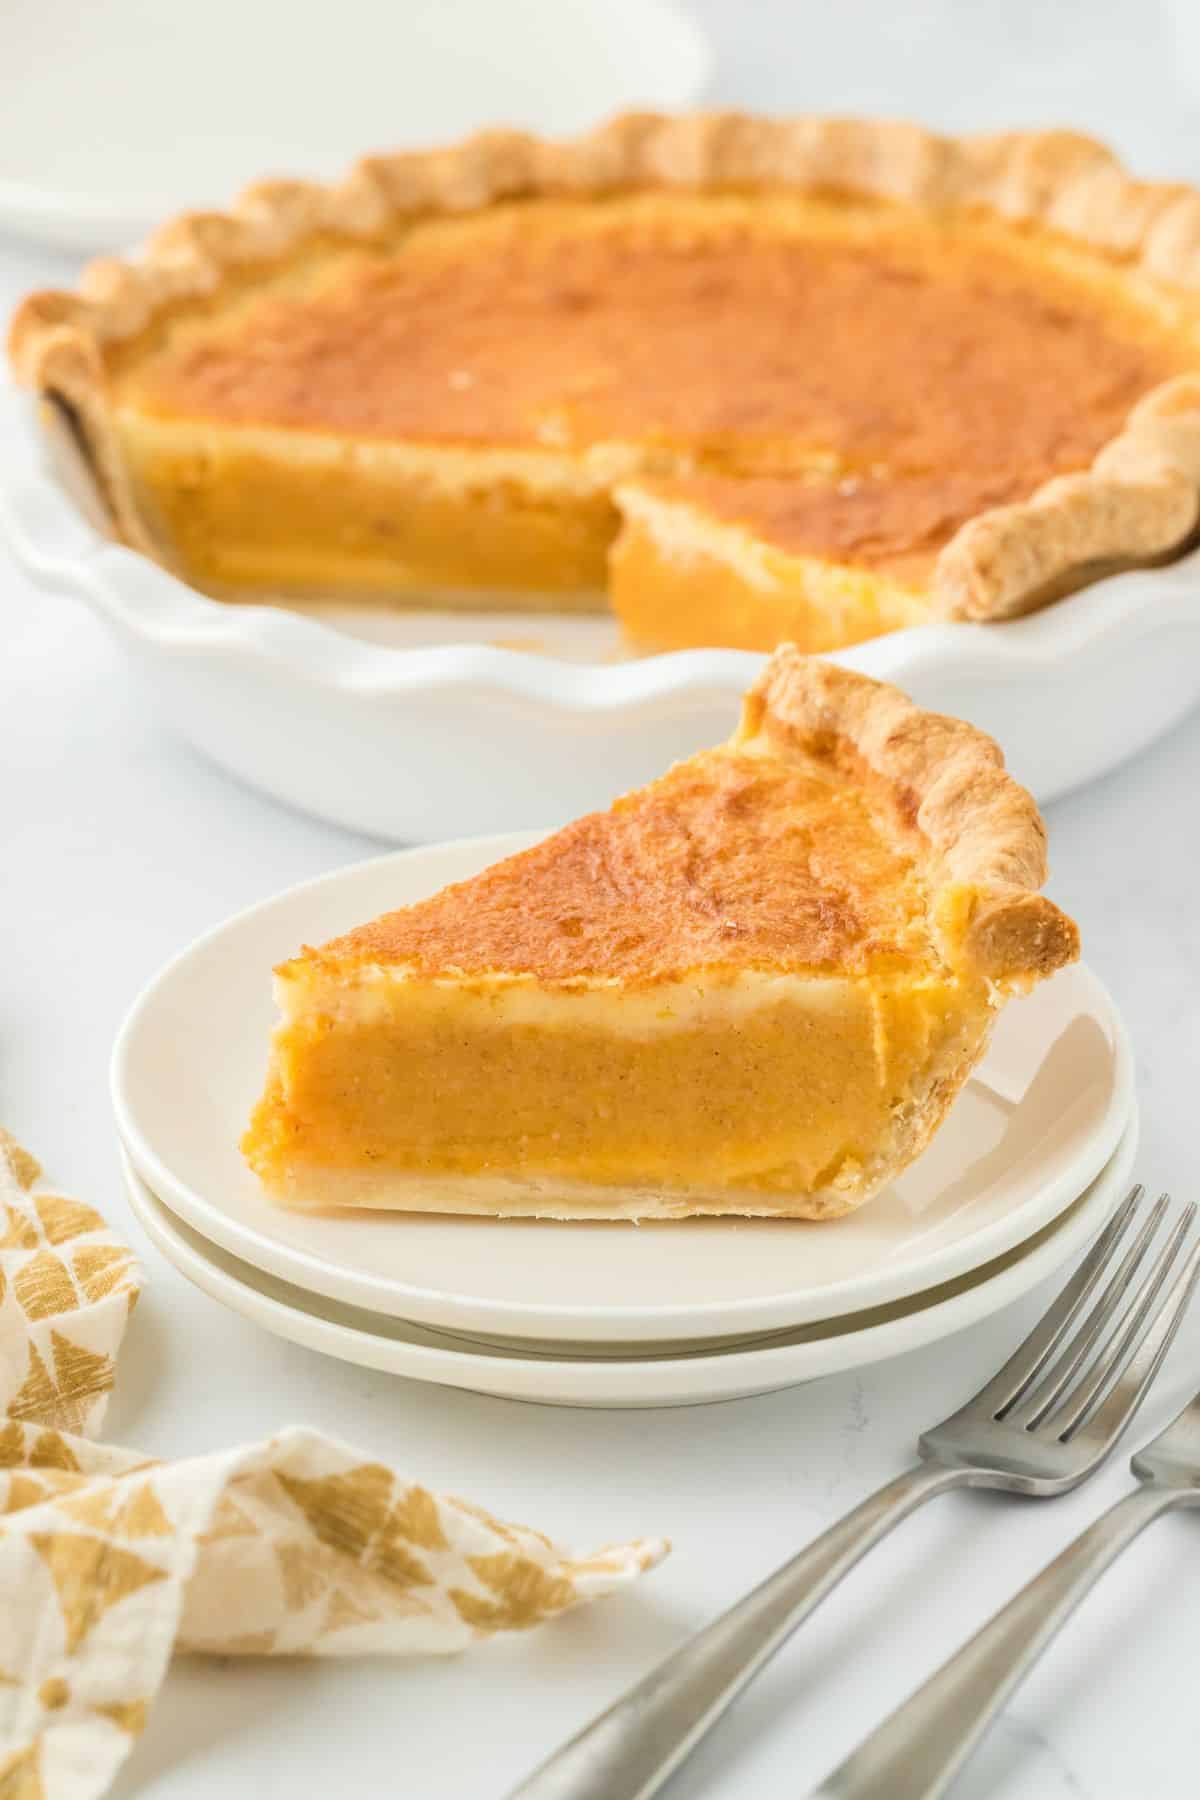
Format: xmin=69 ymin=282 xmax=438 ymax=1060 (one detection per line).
xmin=241 ymin=650 xmax=1080 ymax=1221
xmin=11 ymin=114 xmax=1200 ymax=653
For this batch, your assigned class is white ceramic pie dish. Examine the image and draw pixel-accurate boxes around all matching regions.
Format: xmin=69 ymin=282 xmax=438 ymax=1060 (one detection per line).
xmin=111 ymin=832 xmax=1133 ymax=1346
xmin=120 ymin=1117 xmax=1138 ymax=1408
xmin=4 ymin=383 xmax=1200 ymax=841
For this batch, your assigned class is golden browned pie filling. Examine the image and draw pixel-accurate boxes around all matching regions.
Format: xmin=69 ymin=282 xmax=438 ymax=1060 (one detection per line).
xmin=318 ymin=746 xmax=937 ymax=983
xmin=242 ymin=652 xmax=1079 ymax=1221
xmin=14 ymin=116 xmax=1200 ymax=647
xmin=121 ymin=197 xmax=1178 ymax=471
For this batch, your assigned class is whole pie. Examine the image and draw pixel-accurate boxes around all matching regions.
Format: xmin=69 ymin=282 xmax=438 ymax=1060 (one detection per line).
xmin=11 ymin=115 xmax=1200 ymax=652
xmin=242 ymin=651 xmax=1079 ymax=1221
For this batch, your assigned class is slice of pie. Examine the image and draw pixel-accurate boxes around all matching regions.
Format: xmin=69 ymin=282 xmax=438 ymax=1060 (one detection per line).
xmin=12 ymin=115 xmax=1200 ymax=650
xmin=242 ymin=652 xmax=1079 ymax=1221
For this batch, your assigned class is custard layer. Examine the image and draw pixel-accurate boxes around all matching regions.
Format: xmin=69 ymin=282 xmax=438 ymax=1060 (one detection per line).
xmin=116 ymin=414 xmax=620 ymax=598
xmin=242 ymin=971 xmax=993 ymax=1206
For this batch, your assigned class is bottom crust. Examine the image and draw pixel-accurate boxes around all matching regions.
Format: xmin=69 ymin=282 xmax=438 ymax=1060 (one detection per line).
xmin=265 ymin=1165 xmax=868 ymax=1221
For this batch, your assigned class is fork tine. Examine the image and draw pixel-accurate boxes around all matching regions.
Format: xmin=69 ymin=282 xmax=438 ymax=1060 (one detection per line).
xmin=1009 ymin=1193 xmax=1170 ymax=1428
xmin=1054 ymin=1204 xmax=1200 ymax=1442
xmin=976 ymin=1185 xmax=1143 ymax=1417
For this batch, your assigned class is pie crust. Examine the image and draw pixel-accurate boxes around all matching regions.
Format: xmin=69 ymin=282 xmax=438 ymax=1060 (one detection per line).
xmin=241 ymin=651 xmax=1079 ymax=1221
xmin=11 ymin=114 xmax=1200 ymax=640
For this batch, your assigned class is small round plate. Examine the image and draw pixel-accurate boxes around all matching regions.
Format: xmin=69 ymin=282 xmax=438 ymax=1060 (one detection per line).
xmin=0 ymin=0 xmax=710 ymax=251
xmin=121 ymin=1118 xmax=1138 ymax=1408
xmin=112 ymin=835 xmax=1134 ymax=1345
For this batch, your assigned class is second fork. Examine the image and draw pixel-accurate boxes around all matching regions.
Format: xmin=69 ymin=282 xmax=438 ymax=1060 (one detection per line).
xmin=813 ymin=1337 xmax=1200 ymax=1798
xmin=509 ymin=1186 xmax=1200 ymax=1800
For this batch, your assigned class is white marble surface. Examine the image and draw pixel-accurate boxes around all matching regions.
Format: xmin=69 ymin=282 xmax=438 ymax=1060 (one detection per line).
xmin=4 ymin=3 xmax=1200 ymax=1794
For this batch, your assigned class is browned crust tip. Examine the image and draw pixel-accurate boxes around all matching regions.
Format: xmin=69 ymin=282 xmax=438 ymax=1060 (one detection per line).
xmin=739 ymin=650 xmax=1080 ymax=983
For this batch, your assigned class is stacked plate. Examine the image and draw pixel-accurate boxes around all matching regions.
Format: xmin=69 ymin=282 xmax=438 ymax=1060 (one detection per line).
xmin=113 ymin=838 xmax=1137 ymax=1409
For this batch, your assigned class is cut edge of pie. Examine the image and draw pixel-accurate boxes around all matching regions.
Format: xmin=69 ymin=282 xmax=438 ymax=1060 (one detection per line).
xmin=609 ymin=376 xmax=1200 ymax=648
xmin=11 ymin=113 xmax=1200 ymax=636
xmin=610 ymin=475 xmax=938 ymax=653
xmin=241 ymin=651 xmax=1079 ymax=1222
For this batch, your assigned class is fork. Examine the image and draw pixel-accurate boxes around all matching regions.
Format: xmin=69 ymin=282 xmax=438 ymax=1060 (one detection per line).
xmin=508 ymin=1188 xmax=1200 ymax=1800
xmin=811 ymin=1360 xmax=1200 ymax=1798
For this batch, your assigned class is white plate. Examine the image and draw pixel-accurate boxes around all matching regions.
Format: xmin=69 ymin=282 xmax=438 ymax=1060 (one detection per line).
xmin=120 ymin=1117 xmax=1139 ymax=1408
xmin=112 ymin=833 xmax=1134 ymax=1345
xmin=0 ymin=0 xmax=710 ymax=251
xmin=3 ymin=386 xmax=1199 ymax=838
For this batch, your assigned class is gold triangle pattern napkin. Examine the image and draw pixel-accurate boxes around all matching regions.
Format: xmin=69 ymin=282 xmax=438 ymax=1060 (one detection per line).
xmin=0 ymin=1132 xmax=668 ymax=1800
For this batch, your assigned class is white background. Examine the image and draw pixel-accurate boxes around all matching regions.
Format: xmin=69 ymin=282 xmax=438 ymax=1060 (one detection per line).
xmin=4 ymin=2 xmax=1200 ymax=1795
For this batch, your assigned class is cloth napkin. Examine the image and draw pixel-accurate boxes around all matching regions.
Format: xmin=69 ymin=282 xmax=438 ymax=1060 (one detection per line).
xmin=0 ymin=1130 xmax=667 ymax=1799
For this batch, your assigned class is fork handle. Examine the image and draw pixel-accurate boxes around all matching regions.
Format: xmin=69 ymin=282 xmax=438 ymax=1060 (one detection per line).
xmin=811 ymin=1482 xmax=1195 ymax=1800
xmin=508 ymin=1460 xmax=963 ymax=1800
